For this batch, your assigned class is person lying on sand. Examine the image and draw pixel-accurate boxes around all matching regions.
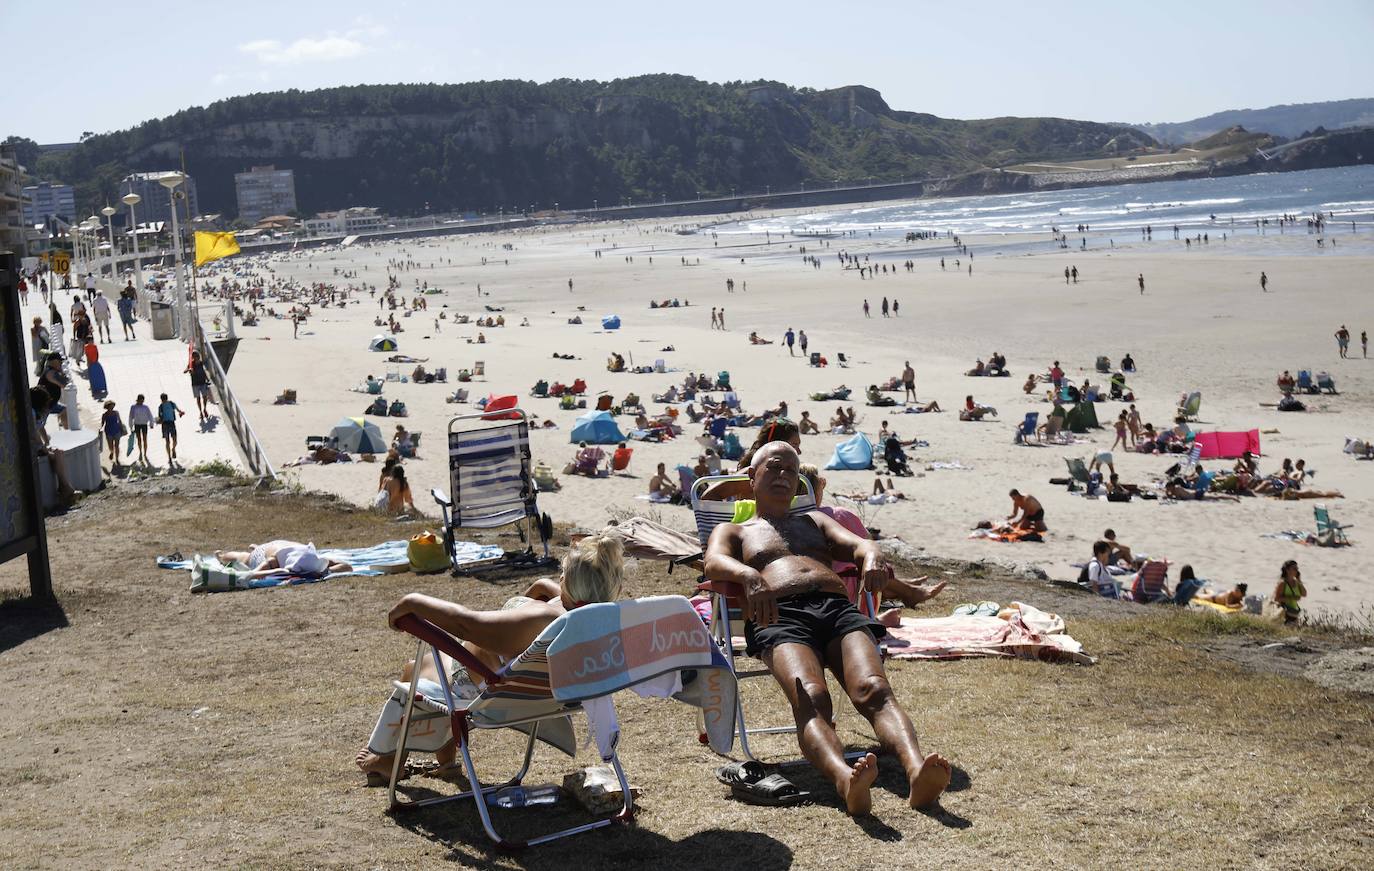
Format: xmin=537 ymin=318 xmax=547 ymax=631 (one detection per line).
xmin=704 ymin=444 xmax=951 ymax=815
xmin=216 ymin=540 xmax=351 ymax=579
xmin=354 ymin=537 xmax=625 ymax=784
xmin=1195 ymin=583 xmax=1248 ymax=607
xmin=748 ymin=331 xmax=774 ymax=345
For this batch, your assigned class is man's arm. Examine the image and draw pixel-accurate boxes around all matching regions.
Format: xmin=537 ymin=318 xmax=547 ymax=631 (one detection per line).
xmin=387 ymin=593 xmax=557 ymax=659
xmin=810 ymin=511 xmax=890 ymax=595
xmin=704 ymin=523 xmax=779 ymax=627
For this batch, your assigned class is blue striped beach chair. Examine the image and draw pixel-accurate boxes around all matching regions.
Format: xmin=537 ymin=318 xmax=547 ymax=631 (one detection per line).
xmin=387 ymin=596 xmax=737 ymax=849
xmin=431 ymin=408 xmax=556 ymax=574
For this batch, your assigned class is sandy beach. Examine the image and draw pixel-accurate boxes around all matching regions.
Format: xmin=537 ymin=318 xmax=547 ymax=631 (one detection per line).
xmin=40 ymin=207 xmax=1373 ymax=619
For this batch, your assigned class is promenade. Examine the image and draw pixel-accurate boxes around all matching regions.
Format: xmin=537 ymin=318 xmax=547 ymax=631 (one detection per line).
xmin=21 ymin=280 xmax=242 ymax=474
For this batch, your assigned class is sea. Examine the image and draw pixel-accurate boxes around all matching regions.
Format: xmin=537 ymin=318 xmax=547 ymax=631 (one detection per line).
xmin=719 ymin=165 xmax=1374 ymax=242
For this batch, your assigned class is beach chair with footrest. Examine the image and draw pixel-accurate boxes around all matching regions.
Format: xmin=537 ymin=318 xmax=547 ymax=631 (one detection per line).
xmin=386 ymin=596 xmax=737 ymax=848
xmin=431 ymin=408 xmax=556 ymax=575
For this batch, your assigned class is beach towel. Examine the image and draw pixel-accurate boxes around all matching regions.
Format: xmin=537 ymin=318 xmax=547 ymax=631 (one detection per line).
xmin=163 ymin=539 xmax=503 ymax=592
xmin=883 ymin=603 xmax=1093 ymax=664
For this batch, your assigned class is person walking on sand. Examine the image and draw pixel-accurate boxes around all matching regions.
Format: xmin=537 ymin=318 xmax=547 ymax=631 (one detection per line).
xmin=902 ymin=361 xmax=917 ymax=403
xmin=1138 ymin=273 xmax=1145 ymax=295
xmin=1335 ymin=324 xmax=1350 ymax=359
xmin=1362 ymin=330 xmax=1368 ymax=358
xmin=1260 ymin=271 xmax=1268 ymax=292
xmin=1064 ymin=266 xmax=1071 ymax=285
xmin=863 ymin=299 xmax=870 ymax=318
xmin=892 ymin=299 xmax=899 ymax=316
xmin=799 ymin=329 xmax=809 ymax=357
xmin=568 ymin=278 xmax=574 ymax=292
xmin=784 ymin=327 xmax=796 ymax=356
xmin=711 ymin=307 xmax=719 ymax=330
xmin=718 ymin=308 xmax=726 ymax=330
xmin=881 ymin=297 xmax=889 ymax=317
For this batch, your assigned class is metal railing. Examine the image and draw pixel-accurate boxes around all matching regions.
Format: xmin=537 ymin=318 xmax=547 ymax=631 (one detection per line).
xmin=192 ymin=321 xmax=276 ymax=482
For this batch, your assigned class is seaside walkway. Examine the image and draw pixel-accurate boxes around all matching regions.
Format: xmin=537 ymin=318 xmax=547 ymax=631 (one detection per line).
xmin=21 ymin=289 xmax=242 ymax=473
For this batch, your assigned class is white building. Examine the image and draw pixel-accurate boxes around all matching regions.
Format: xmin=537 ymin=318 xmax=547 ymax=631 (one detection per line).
xmin=22 ymin=181 xmax=76 ymax=225
xmin=0 ymin=153 xmax=26 ymax=255
xmin=303 ymin=207 xmax=387 ymax=237
xmin=234 ymin=165 xmax=297 ymax=224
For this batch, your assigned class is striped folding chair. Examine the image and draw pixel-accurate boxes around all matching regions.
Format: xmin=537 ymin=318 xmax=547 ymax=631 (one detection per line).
xmin=431 ymin=408 xmax=556 ymax=574
xmin=1126 ymin=560 xmax=1171 ymax=603
xmin=387 ymin=596 xmax=736 ymax=849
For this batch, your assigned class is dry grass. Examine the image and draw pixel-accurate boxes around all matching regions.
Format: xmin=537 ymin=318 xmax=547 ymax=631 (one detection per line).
xmin=1 ymin=481 xmax=1371 ymax=870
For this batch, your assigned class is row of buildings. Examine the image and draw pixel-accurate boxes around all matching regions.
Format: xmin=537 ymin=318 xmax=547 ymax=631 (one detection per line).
xmin=18 ymin=164 xmax=299 ymax=229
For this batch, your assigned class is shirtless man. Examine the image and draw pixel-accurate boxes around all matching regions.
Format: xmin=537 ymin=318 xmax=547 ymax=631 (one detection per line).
xmin=901 ymin=361 xmax=916 ymax=403
xmin=705 ymin=443 xmax=950 ymax=815
xmin=648 ymin=462 xmax=678 ymax=502
xmin=1007 ymin=489 xmax=1046 ymax=532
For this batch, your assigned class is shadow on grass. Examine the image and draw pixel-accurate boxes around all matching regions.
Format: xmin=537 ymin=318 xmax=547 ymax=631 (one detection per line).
xmin=392 ymin=795 xmax=795 ymax=870
xmin=0 ymin=595 xmax=69 ymax=654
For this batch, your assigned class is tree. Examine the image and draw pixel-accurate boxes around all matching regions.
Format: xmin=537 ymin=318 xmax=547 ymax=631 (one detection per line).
xmin=0 ymin=135 xmax=40 ymax=168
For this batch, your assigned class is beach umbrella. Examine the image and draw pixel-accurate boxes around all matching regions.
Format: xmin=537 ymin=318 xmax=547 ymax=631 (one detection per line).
xmin=570 ymin=409 xmax=626 ymax=445
xmin=329 ymin=417 xmax=387 ymax=453
xmin=369 ymin=334 xmax=398 ymax=352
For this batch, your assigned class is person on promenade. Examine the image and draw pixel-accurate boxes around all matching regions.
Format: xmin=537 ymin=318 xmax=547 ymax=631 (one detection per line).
xmin=186 ymin=350 xmax=212 ymax=422
xmin=116 ymin=289 xmax=137 ymax=340
xmin=100 ymin=401 xmax=125 ymax=469
xmin=128 ymin=394 xmax=154 ymax=465
xmin=156 ymin=392 xmax=185 ymax=464
xmin=706 ymin=444 xmax=950 ymax=815
xmin=92 ymin=293 xmax=112 ymax=344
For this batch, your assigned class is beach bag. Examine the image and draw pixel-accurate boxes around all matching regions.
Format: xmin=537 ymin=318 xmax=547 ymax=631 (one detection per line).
xmin=189 ymin=554 xmax=251 ymax=593
xmin=407 ymin=531 xmax=450 ymax=574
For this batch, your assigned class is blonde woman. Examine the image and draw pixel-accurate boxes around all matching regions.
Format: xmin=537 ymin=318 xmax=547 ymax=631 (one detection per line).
xmin=355 ymin=536 xmax=626 ymax=783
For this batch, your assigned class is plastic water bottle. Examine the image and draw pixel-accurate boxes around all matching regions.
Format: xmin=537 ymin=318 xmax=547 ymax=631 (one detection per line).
xmin=489 ymin=784 xmax=560 ymax=808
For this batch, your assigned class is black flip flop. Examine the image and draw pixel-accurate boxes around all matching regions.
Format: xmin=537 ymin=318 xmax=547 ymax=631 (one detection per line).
xmin=716 ymin=760 xmax=811 ymax=807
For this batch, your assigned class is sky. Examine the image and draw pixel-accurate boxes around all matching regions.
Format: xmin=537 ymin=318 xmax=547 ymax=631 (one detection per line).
xmin=5 ymin=0 xmax=1374 ymax=143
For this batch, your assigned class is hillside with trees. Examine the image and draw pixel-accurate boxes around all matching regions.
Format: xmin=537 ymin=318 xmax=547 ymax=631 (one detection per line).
xmin=15 ymin=76 xmax=1157 ymax=218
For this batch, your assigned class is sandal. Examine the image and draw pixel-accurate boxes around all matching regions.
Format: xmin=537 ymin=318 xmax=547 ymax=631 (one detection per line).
xmin=716 ymin=760 xmax=811 ymax=807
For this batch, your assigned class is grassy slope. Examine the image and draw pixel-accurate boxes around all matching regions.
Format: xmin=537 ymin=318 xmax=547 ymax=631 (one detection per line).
xmin=0 ymin=480 xmax=1370 ymax=869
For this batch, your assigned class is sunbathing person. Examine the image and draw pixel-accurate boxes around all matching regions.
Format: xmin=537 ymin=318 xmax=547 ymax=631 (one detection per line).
xmin=704 ymin=443 xmax=951 ymax=815
xmin=216 ymin=540 xmax=351 ymax=579
xmin=798 ymin=410 xmax=820 ymax=435
xmin=1102 ymin=528 xmax=1134 ymax=565
xmin=748 ymin=331 xmax=774 ymax=344
xmin=1195 ymin=583 xmax=1248 ymax=607
xmin=355 ymin=537 xmax=625 ymax=783
xmin=966 ymin=359 xmax=986 ymax=377
xmin=648 ymin=462 xmax=680 ymax=503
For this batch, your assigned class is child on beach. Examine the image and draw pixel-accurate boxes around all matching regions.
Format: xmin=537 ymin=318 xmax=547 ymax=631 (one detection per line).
xmin=1112 ymin=411 xmax=1128 ymax=451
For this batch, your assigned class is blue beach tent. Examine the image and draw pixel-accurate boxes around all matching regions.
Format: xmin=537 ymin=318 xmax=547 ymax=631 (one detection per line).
xmin=601 ymin=315 xmax=621 ymax=330
xmin=824 ymin=433 xmax=874 ymax=471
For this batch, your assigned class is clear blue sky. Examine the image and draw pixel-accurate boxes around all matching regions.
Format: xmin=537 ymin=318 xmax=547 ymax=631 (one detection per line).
xmin=6 ymin=0 xmax=1373 ymax=143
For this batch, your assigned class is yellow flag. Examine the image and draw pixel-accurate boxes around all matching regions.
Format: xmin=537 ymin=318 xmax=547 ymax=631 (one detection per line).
xmin=194 ymin=231 xmax=240 ymax=267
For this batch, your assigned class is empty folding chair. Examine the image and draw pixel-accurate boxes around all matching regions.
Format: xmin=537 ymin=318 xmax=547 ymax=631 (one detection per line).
xmin=431 ymin=408 xmax=556 ymax=575
xmin=387 ymin=596 xmax=737 ymax=848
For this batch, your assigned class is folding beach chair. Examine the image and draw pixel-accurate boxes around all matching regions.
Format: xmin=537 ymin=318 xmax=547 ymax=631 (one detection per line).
xmin=1314 ymin=505 xmax=1352 ymax=546
xmin=1177 ymin=391 xmax=1202 ymax=421
xmin=431 ymin=408 xmax=556 ymax=575
xmin=1296 ymin=370 xmax=1315 ymax=394
xmin=1126 ymin=561 xmax=1170 ymax=603
xmin=1316 ymin=372 xmax=1338 ymax=395
xmin=1014 ymin=412 xmax=1039 ymax=445
xmin=681 ymin=474 xmax=879 ymax=761
xmin=387 ymin=596 xmax=737 ymax=849
xmin=1065 ymin=457 xmax=1091 ymax=484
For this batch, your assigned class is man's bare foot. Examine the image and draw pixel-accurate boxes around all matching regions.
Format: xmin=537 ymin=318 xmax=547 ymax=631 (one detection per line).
xmin=877 ymin=608 xmax=902 ymax=628
xmin=909 ymin=752 xmax=952 ymax=808
xmin=837 ymin=752 xmax=879 ymax=816
xmin=892 ymin=577 xmax=947 ymax=609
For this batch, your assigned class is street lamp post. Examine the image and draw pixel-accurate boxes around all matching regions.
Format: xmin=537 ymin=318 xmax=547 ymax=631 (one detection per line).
xmin=158 ymin=173 xmax=189 ymax=339
xmin=122 ymin=192 xmax=144 ymax=309
xmin=101 ymin=205 xmax=118 ymax=281
xmin=86 ymin=214 xmax=101 ymax=285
